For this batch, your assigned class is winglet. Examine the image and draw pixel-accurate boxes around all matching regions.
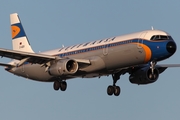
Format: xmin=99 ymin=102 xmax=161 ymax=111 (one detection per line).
xmin=10 ymin=13 xmax=34 ymax=53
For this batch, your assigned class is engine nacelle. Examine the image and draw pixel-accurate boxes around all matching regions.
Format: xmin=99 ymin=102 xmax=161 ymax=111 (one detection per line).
xmin=48 ymin=59 xmax=78 ymax=76
xmin=129 ymin=67 xmax=159 ymax=85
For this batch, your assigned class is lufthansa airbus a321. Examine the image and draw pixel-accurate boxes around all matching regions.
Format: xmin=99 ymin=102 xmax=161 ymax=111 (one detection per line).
xmin=0 ymin=13 xmax=178 ymax=96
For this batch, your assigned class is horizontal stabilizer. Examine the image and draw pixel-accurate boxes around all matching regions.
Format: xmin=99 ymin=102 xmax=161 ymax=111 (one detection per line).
xmin=157 ymin=64 xmax=180 ymax=68
xmin=0 ymin=63 xmax=15 ymax=67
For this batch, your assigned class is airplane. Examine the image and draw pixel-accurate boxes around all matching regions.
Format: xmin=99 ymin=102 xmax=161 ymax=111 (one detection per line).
xmin=0 ymin=13 xmax=179 ymax=96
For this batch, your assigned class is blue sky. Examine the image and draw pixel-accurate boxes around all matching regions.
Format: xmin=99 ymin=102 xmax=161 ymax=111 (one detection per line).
xmin=0 ymin=0 xmax=180 ymax=120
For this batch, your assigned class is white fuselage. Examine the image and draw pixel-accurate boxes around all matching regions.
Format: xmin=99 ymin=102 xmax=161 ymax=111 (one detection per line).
xmin=7 ymin=30 xmax=175 ymax=82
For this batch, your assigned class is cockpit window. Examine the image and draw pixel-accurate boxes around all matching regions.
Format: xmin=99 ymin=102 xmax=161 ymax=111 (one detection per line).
xmin=150 ymin=35 xmax=173 ymax=41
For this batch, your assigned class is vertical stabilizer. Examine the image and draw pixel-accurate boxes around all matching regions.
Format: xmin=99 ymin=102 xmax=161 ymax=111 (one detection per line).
xmin=10 ymin=13 xmax=34 ymax=53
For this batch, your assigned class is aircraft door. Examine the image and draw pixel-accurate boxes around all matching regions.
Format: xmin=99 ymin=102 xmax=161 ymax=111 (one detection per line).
xmin=103 ymin=44 xmax=108 ymax=56
xmin=21 ymin=65 xmax=25 ymax=72
xmin=137 ymin=32 xmax=147 ymax=48
xmin=21 ymin=64 xmax=29 ymax=77
xmin=103 ymin=38 xmax=114 ymax=55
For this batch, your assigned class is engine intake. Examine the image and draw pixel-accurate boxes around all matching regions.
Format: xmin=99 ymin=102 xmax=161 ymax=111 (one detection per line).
xmin=48 ymin=59 xmax=78 ymax=76
xmin=129 ymin=67 xmax=159 ymax=85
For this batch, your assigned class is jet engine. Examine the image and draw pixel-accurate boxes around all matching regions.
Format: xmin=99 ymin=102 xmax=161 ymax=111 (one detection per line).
xmin=48 ymin=59 xmax=78 ymax=76
xmin=129 ymin=67 xmax=159 ymax=85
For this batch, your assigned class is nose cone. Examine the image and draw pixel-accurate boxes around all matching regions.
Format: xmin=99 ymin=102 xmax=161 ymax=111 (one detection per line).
xmin=166 ymin=41 xmax=176 ymax=54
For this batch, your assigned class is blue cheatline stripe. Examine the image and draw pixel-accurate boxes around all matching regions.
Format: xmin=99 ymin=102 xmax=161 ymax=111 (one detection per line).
xmin=54 ymin=38 xmax=171 ymax=62
xmin=19 ymin=38 xmax=173 ymax=66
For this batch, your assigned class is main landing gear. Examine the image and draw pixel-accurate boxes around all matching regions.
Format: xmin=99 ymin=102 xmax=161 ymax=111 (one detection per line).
xmin=107 ymin=73 xmax=121 ymax=96
xmin=53 ymin=81 xmax=67 ymax=91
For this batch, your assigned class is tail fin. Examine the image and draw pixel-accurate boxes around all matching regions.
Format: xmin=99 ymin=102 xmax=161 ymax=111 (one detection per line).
xmin=10 ymin=13 xmax=34 ymax=53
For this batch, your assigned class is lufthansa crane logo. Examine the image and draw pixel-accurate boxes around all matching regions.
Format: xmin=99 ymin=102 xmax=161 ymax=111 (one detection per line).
xmin=11 ymin=25 xmax=20 ymax=39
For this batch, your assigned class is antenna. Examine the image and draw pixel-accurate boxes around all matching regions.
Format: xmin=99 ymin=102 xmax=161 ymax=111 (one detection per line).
xmin=151 ymin=26 xmax=154 ymax=30
xmin=62 ymin=44 xmax=64 ymax=48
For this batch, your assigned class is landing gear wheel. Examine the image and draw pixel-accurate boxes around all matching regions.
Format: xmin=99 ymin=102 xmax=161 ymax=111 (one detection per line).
xmin=60 ymin=81 xmax=67 ymax=91
xmin=149 ymin=73 xmax=156 ymax=80
xmin=107 ymin=85 xmax=114 ymax=96
xmin=107 ymin=73 xmax=121 ymax=96
xmin=53 ymin=81 xmax=60 ymax=91
xmin=114 ymin=86 xmax=121 ymax=96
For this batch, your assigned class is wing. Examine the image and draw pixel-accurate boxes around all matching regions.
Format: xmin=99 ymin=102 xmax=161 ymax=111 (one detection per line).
xmin=156 ymin=64 xmax=180 ymax=68
xmin=0 ymin=48 xmax=90 ymax=66
xmin=116 ymin=63 xmax=180 ymax=76
xmin=0 ymin=48 xmax=56 ymax=64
